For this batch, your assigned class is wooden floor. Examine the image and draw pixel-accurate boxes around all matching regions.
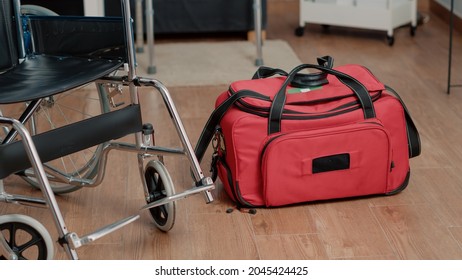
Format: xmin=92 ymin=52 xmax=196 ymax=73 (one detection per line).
xmin=3 ymin=0 xmax=462 ymax=260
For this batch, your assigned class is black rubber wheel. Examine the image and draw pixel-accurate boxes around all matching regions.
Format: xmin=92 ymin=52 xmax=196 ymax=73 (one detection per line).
xmin=0 ymin=215 xmax=54 ymax=260
xmin=295 ymin=26 xmax=305 ymax=37
xmin=321 ymin=24 xmax=331 ymax=32
xmin=410 ymin=25 xmax=417 ymax=37
xmin=144 ymin=160 xmax=176 ymax=232
xmin=387 ymin=35 xmax=395 ymax=46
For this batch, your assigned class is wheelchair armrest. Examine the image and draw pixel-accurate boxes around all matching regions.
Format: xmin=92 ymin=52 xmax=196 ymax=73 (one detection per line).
xmin=0 ymin=104 xmax=142 ymax=180
xmin=25 ymin=15 xmax=127 ymax=61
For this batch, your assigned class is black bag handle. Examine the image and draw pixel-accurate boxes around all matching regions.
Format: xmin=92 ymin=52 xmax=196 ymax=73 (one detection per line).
xmin=252 ymin=56 xmax=334 ymax=88
xmin=268 ymin=63 xmax=376 ymax=134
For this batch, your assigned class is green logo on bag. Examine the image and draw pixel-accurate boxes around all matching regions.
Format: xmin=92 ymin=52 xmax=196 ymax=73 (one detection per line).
xmin=287 ymin=86 xmax=322 ymax=94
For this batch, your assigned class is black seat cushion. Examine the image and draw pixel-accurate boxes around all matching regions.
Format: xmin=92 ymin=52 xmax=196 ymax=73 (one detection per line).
xmin=0 ymin=54 xmax=123 ymax=104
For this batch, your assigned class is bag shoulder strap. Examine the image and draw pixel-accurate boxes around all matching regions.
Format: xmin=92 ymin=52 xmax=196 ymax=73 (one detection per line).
xmin=194 ymin=90 xmax=270 ymax=163
xmin=385 ymin=85 xmax=421 ymax=158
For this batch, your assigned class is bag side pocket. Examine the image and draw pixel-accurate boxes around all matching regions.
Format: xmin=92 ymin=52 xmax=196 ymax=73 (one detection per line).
xmin=261 ymin=121 xmax=392 ymax=207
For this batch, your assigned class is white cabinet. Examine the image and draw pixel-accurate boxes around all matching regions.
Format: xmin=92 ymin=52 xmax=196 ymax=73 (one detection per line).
xmin=83 ymin=0 xmax=104 ymax=16
xmin=295 ymin=0 xmax=418 ymax=45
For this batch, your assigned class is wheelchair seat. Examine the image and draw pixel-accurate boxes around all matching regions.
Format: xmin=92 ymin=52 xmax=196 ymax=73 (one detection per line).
xmin=0 ymin=54 xmax=123 ymax=104
xmin=0 ymin=0 xmax=126 ymax=104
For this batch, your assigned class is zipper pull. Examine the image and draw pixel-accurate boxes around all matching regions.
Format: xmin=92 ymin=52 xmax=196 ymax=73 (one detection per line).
xmin=210 ymin=152 xmax=219 ymax=182
xmin=210 ymin=129 xmax=224 ymax=182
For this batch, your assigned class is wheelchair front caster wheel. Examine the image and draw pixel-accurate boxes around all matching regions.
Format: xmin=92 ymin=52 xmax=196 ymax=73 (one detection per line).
xmin=144 ymin=160 xmax=176 ymax=232
xmin=0 ymin=214 xmax=54 ymax=260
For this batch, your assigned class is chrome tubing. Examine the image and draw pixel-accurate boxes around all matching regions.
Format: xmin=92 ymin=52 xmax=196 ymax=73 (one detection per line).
xmin=121 ymin=0 xmax=143 ymax=148
xmin=135 ymin=0 xmax=144 ymax=53
xmin=254 ymin=0 xmax=263 ymax=66
xmin=145 ymin=0 xmax=156 ymax=74
xmin=121 ymin=0 xmax=137 ymax=81
xmin=0 ymin=116 xmax=78 ymax=260
xmin=0 ymin=191 xmax=47 ymax=207
xmin=1 ymin=99 xmax=42 ymax=145
xmin=67 ymin=215 xmax=140 ymax=249
xmin=141 ymin=178 xmax=214 ymax=211
xmin=136 ymin=78 xmax=203 ymax=179
xmin=136 ymin=77 xmax=215 ymax=203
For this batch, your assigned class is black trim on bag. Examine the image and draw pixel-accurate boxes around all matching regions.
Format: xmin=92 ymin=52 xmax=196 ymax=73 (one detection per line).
xmin=384 ymin=85 xmax=421 ymax=158
xmin=234 ymin=181 xmax=257 ymax=208
xmin=216 ymin=157 xmax=238 ymax=203
xmin=217 ymin=156 xmax=256 ymax=208
xmin=385 ymin=170 xmax=411 ymax=196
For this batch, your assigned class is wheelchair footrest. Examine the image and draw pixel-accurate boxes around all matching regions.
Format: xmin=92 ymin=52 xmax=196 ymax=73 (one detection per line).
xmin=67 ymin=214 xmax=140 ymax=249
xmin=0 ymin=105 xmax=142 ymax=179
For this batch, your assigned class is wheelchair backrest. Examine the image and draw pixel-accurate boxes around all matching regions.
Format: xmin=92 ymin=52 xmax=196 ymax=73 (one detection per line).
xmin=0 ymin=0 xmax=20 ymax=72
xmin=27 ymin=15 xmax=128 ymax=61
xmin=2 ymin=0 xmax=135 ymax=73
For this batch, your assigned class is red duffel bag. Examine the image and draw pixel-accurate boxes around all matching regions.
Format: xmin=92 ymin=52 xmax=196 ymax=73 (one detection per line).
xmin=195 ymin=56 xmax=420 ymax=207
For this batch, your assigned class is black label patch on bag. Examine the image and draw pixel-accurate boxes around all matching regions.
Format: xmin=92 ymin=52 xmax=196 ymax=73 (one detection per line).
xmin=312 ymin=153 xmax=350 ymax=174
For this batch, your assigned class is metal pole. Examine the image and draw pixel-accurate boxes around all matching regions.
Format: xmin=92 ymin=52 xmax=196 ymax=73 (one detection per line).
xmin=0 ymin=117 xmax=79 ymax=259
xmin=121 ymin=0 xmax=137 ymax=80
xmin=137 ymin=78 xmax=214 ymax=203
xmin=254 ymin=0 xmax=263 ymax=66
xmin=447 ymin=0 xmax=454 ymax=94
xmin=135 ymin=0 xmax=144 ymax=53
xmin=146 ymin=0 xmax=156 ymax=74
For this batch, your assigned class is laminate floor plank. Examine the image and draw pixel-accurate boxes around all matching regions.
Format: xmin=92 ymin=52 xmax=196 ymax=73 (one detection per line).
xmin=372 ymin=204 xmax=462 ymax=259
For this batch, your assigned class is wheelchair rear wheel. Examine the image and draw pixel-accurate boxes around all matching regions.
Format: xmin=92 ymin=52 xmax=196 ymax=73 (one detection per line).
xmin=0 ymin=214 xmax=54 ymax=260
xmin=144 ymin=160 xmax=176 ymax=232
xmin=11 ymin=5 xmax=111 ymax=195
xmin=0 ymin=84 xmax=112 ymax=194
xmin=20 ymin=4 xmax=59 ymax=16
xmin=21 ymin=84 xmax=112 ymax=194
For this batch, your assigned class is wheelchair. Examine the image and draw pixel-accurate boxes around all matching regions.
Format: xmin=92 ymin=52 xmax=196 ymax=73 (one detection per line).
xmin=0 ymin=0 xmax=215 ymax=260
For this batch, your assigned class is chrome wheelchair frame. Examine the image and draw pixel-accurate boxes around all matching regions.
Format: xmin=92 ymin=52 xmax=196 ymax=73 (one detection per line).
xmin=0 ymin=0 xmax=214 ymax=260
